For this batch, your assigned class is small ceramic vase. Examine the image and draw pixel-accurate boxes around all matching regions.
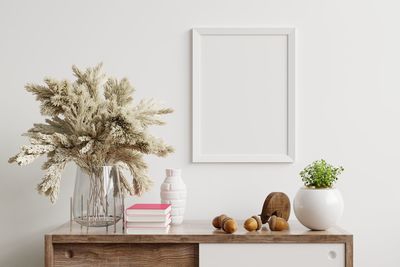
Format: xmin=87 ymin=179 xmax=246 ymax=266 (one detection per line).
xmin=160 ymin=169 xmax=186 ymax=225
xmin=294 ymin=187 xmax=344 ymax=230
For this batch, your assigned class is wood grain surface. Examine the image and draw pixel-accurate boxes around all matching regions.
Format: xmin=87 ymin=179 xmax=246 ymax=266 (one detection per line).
xmin=53 ymin=243 xmax=198 ymax=267
xmin=45 ymin=220 xmax=353 ymax=267
xmin=45 ymin=235 xmax=54 ymax=267
xmin=48 ymin=220 xmax=351 ymax=244
xmin=346 ymin=237 xmax=354 ymax=267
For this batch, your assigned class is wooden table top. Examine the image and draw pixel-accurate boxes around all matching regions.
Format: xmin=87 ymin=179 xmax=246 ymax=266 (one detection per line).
xmin=47 ymin=220 xmax=352 ymax=244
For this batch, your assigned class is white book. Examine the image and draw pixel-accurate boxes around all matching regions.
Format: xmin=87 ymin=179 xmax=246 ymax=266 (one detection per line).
xmin=126 ymin=217 xmax=171 ymax=228
xmin=126 ymin=204 xmax=171 ymax=215
xmin=126 ymin=225 xmax=170 ymax=235
xmin=126 ymin=214 xmax=171 ymax=223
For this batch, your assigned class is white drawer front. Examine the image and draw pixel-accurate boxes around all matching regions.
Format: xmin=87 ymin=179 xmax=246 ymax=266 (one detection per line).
xmin=200 ymin=243 xmax=345 ymax=267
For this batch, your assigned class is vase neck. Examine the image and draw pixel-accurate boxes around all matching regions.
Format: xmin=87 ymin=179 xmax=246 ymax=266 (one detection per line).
xmin=166 ymin=168 xmax=181 ymax=177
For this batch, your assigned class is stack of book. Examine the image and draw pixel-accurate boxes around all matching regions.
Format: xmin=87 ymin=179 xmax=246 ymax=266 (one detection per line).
xmin=125 ymin=203 xmax=172 ymax=234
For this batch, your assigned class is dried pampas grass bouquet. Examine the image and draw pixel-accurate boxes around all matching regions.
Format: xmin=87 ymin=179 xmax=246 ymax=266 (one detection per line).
xmin=9 ymin=64 xmax=174 ymax=203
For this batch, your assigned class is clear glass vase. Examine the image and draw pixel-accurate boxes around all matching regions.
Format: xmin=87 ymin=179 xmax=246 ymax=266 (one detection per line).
xmin=73 ymin=165 xmax=123 ymax=227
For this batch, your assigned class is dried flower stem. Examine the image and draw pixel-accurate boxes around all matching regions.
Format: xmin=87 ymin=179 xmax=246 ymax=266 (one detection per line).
xmin=9 ymin=64 xmax=174 ymax=203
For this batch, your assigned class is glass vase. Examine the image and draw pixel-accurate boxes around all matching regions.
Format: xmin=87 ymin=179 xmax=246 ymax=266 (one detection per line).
xmin=73 ymin=165 xmax=123 ymax=227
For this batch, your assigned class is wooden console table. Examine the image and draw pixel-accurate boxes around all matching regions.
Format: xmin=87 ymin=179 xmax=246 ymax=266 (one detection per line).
xmin=45 ymin=220 xmax=353 ymax=267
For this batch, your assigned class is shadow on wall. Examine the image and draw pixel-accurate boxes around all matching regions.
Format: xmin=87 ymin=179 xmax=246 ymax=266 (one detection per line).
xmin=0 ymin=154 xmax=74 ymax=267
xmin=1 ymin=231 xmax=45 ymax=267
xmin=187 ymin=28 xmax=193 ymax=165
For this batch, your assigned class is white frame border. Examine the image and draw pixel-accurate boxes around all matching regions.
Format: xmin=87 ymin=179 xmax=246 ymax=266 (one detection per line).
xmin=192 ymin=27 xmax=296 ymax=163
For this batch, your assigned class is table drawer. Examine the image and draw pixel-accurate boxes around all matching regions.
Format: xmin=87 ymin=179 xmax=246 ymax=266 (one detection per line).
xmin=200 ymin=243 xmax=344 ymax=267
xmin=53 ymin=243 xmax=198 ymax=267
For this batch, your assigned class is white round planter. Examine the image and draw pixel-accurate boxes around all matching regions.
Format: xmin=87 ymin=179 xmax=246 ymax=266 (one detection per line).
xmin=294 ymin=187 xmax=343 ymax=230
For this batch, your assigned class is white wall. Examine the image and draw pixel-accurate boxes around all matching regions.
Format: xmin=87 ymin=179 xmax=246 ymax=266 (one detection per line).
xmin=0 ymin=0 xmax=398 ymax=266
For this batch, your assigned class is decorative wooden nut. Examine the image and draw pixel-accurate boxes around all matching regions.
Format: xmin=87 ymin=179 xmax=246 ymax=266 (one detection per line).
xmin=244 ymin=215 xmax=262 ymax=231
xmin=221 ymin=217 xmax=238 ymax=234
xmin=268 ymin=215 xmax=289 ymax=231
xmin=260 ymin=192 xmax=291 ymax=224
xmin=252 ymin=215 xmax=262 ymax=231
xmin=212 ymin=214 xmax=227 ymax=229
xmin=243 ymin=218 xmax=257 ymax=231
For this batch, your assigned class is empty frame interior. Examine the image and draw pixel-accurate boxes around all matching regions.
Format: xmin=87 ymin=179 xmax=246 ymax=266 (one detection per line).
xmin=193 ymin=28 xmax=295 ymax=162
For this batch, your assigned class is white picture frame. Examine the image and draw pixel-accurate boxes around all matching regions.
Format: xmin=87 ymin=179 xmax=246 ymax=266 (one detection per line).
xmin=192 ymin=28 xmax=295 ymax=163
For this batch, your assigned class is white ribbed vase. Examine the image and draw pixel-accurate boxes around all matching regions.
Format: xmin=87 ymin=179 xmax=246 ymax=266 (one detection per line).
xmin=160 ymin=169 xmax=186 ymax=225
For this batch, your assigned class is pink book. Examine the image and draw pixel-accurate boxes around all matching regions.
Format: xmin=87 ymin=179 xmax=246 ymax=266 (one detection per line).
xmin=126 ymin=203 xmax=171 ymax=215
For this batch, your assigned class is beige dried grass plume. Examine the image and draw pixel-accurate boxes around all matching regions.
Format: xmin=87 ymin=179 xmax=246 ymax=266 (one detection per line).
xmin=9 ymin=64 xmax=174 ymax=203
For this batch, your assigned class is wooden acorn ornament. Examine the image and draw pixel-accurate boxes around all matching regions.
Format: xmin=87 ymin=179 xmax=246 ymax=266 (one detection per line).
xmin=212 ymin=214 xmax=227 ymax=229
xmin=221 ymin=217 xmax=238 ymax=234
xmin=268 ymin=215 xmax=289 ymax=231
xmin=212 ymin=215 xmax=237 ymax=234
xmin=244 ymin=215 xmax=262 ymax=232
xmin=260 ymin=192 xmax=291 ymax=224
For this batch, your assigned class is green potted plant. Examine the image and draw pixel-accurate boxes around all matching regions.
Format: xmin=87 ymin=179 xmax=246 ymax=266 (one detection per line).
xmin=293 ymin=159 xmax=344 ymax=230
